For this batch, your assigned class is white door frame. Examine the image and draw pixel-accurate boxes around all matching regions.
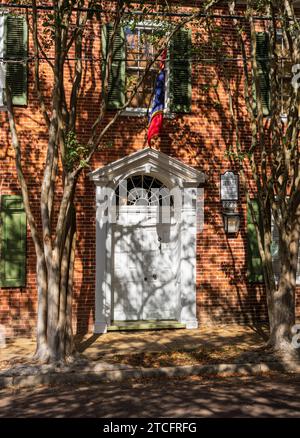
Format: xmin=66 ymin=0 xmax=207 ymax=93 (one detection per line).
xmin=89 ymin=148 xmax=206 ymax=333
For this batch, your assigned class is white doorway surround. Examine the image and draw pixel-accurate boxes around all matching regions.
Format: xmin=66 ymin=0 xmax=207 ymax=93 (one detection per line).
xmin=89 ymin=148 xmax=206 ymax=333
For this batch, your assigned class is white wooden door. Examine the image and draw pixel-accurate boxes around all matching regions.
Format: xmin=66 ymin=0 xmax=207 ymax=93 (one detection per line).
xmin=113 ymin=207 xmax=179 ymax=321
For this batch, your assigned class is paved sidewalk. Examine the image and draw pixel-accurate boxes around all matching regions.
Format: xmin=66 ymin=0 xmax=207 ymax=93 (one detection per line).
xmin=1 ymin=374 xmax=300 ymax=417
xmin=1 ymin=324 xmax=268 ymax=365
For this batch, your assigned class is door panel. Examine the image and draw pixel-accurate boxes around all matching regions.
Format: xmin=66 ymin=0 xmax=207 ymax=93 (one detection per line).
xmin=113 ymin=225 xmax=144 ymax=321
xmin=143 ymin=222 xmax=179 ymax=320
xmin=113 ymin=207 xmax=179 ymax=321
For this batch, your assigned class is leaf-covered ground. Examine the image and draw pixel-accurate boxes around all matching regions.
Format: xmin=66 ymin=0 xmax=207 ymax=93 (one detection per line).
xmin=0 ymin=325 xmax=271 ymax=370
xmin=105 ymin=344 xmax=275 ymax=368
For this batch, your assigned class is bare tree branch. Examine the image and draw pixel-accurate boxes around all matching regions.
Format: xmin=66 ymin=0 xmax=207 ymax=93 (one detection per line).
xmin=5 ymin=84 xmax=43 ymax=258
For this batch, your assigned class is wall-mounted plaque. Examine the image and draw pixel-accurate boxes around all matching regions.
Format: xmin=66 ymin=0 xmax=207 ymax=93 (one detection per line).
xmin=220 ymin=171 xmax=239 ymax=201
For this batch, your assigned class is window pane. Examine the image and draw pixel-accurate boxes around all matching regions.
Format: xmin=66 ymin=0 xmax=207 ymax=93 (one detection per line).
xmin=125 ymin=26 xmax=164 ymax=109
xmin=125 ymin=28 xmax=139 ymax=68
xmin=126 ymin=67 xmax=157 ymax=108
xmin=139 ymin=30 xmax=154 ymax=62
xmin=125 ymin=28 xmax=155 ymax=67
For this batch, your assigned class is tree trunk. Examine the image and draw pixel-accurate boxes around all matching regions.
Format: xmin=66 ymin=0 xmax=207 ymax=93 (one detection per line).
xmin=55 ymin=203 xmax=76 ymax=361
xmin=268 ymin=247 xmax=297 ymax=356
xmin=34 ymin=254 xmax=49 ymax=362
xmin=269 ymin=283 xmax=295 ymax=355
xmin=34 ymin=202 xmax=77 ymax=363
xmin=65 ymin=205 xmax=76 ymax=358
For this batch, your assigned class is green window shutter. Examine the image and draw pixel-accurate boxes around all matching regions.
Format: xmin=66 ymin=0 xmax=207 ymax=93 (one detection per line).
xmin=247 ymin=200 xmax=264 ymax=283
xmin=254 ymin=32 xmax=270 ymax=116
xmin=169 ymin=27 xmax=192 ymax=113
xmin=5 ymin=15 xmax=28 ymax=106
xmin=101 ymin=23 xmax=125 ymax=109
xmin=0 ymin=195 xmax=26 ymax=288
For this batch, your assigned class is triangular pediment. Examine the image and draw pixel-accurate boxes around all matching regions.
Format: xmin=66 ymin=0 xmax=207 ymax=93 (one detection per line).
xmin=88 ymin=148 xmax=206 ymax=185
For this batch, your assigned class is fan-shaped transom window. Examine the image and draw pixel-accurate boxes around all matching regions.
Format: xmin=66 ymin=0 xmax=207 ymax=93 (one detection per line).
xmin=116 ymin=175 xmax=173 ymax=206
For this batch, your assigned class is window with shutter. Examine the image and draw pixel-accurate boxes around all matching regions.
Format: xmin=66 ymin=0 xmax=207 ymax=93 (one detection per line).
xmin=254 ymin=32 xmax=270 ymax=116
xmin=169 ymin=27 xmax=192 ymax=113
xmin=0 ymin=14 xmax=28 ymax=107
xmin=101 ymin=23 xmax=192 ymax=115
xmin=102 ymin=22 xmax=169 ymax=113
xmin=0 ymin=195 xmax=27 ymax=288
xmin=5 ymin=15 xmax=28 ymax=106
xmin=247 ymin=200 xmax=264 ymax=282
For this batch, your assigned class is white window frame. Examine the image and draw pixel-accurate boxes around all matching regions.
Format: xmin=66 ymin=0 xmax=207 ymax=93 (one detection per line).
xmin=121 ymin=21 xmax=171 ymax=117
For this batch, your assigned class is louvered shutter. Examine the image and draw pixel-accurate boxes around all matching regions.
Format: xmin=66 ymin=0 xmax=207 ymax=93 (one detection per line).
xmin=169 ymin=27 xmax=192 ymax=113
xmin=101 ymin=23 xmax=125 ymax=109
xmin=0 ymin=195 xmax=26 ymax=288
xmin=247 ymin=200 xmax=264 ymax=282
xmin=5 ymin=15 xmax=28 ymax=106
xmin=254 ymin=32 xmax=270 ymax=116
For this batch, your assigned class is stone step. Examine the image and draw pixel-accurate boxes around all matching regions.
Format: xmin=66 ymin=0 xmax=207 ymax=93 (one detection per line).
xmin=107 ymin=320 xmax=186 ymax=332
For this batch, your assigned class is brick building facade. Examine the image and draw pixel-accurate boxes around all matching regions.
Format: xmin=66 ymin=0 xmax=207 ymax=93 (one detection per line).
xmin=1 ymin=1 xmax=299 ymax=337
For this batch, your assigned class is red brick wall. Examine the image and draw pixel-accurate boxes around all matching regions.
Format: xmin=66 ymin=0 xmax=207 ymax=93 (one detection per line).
xmin=0 ymin=2 xmax=298 ymax=337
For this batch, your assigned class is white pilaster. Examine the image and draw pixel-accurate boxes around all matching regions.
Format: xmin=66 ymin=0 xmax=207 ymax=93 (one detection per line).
xmin=94 ymin=185 xmax=111 ymax=333
xmin=179 ymin=187 xmax=198 ymax=329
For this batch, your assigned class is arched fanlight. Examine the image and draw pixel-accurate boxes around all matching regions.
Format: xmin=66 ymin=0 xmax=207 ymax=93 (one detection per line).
xmin=116 ymin=175 xmax=173 ymax=207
